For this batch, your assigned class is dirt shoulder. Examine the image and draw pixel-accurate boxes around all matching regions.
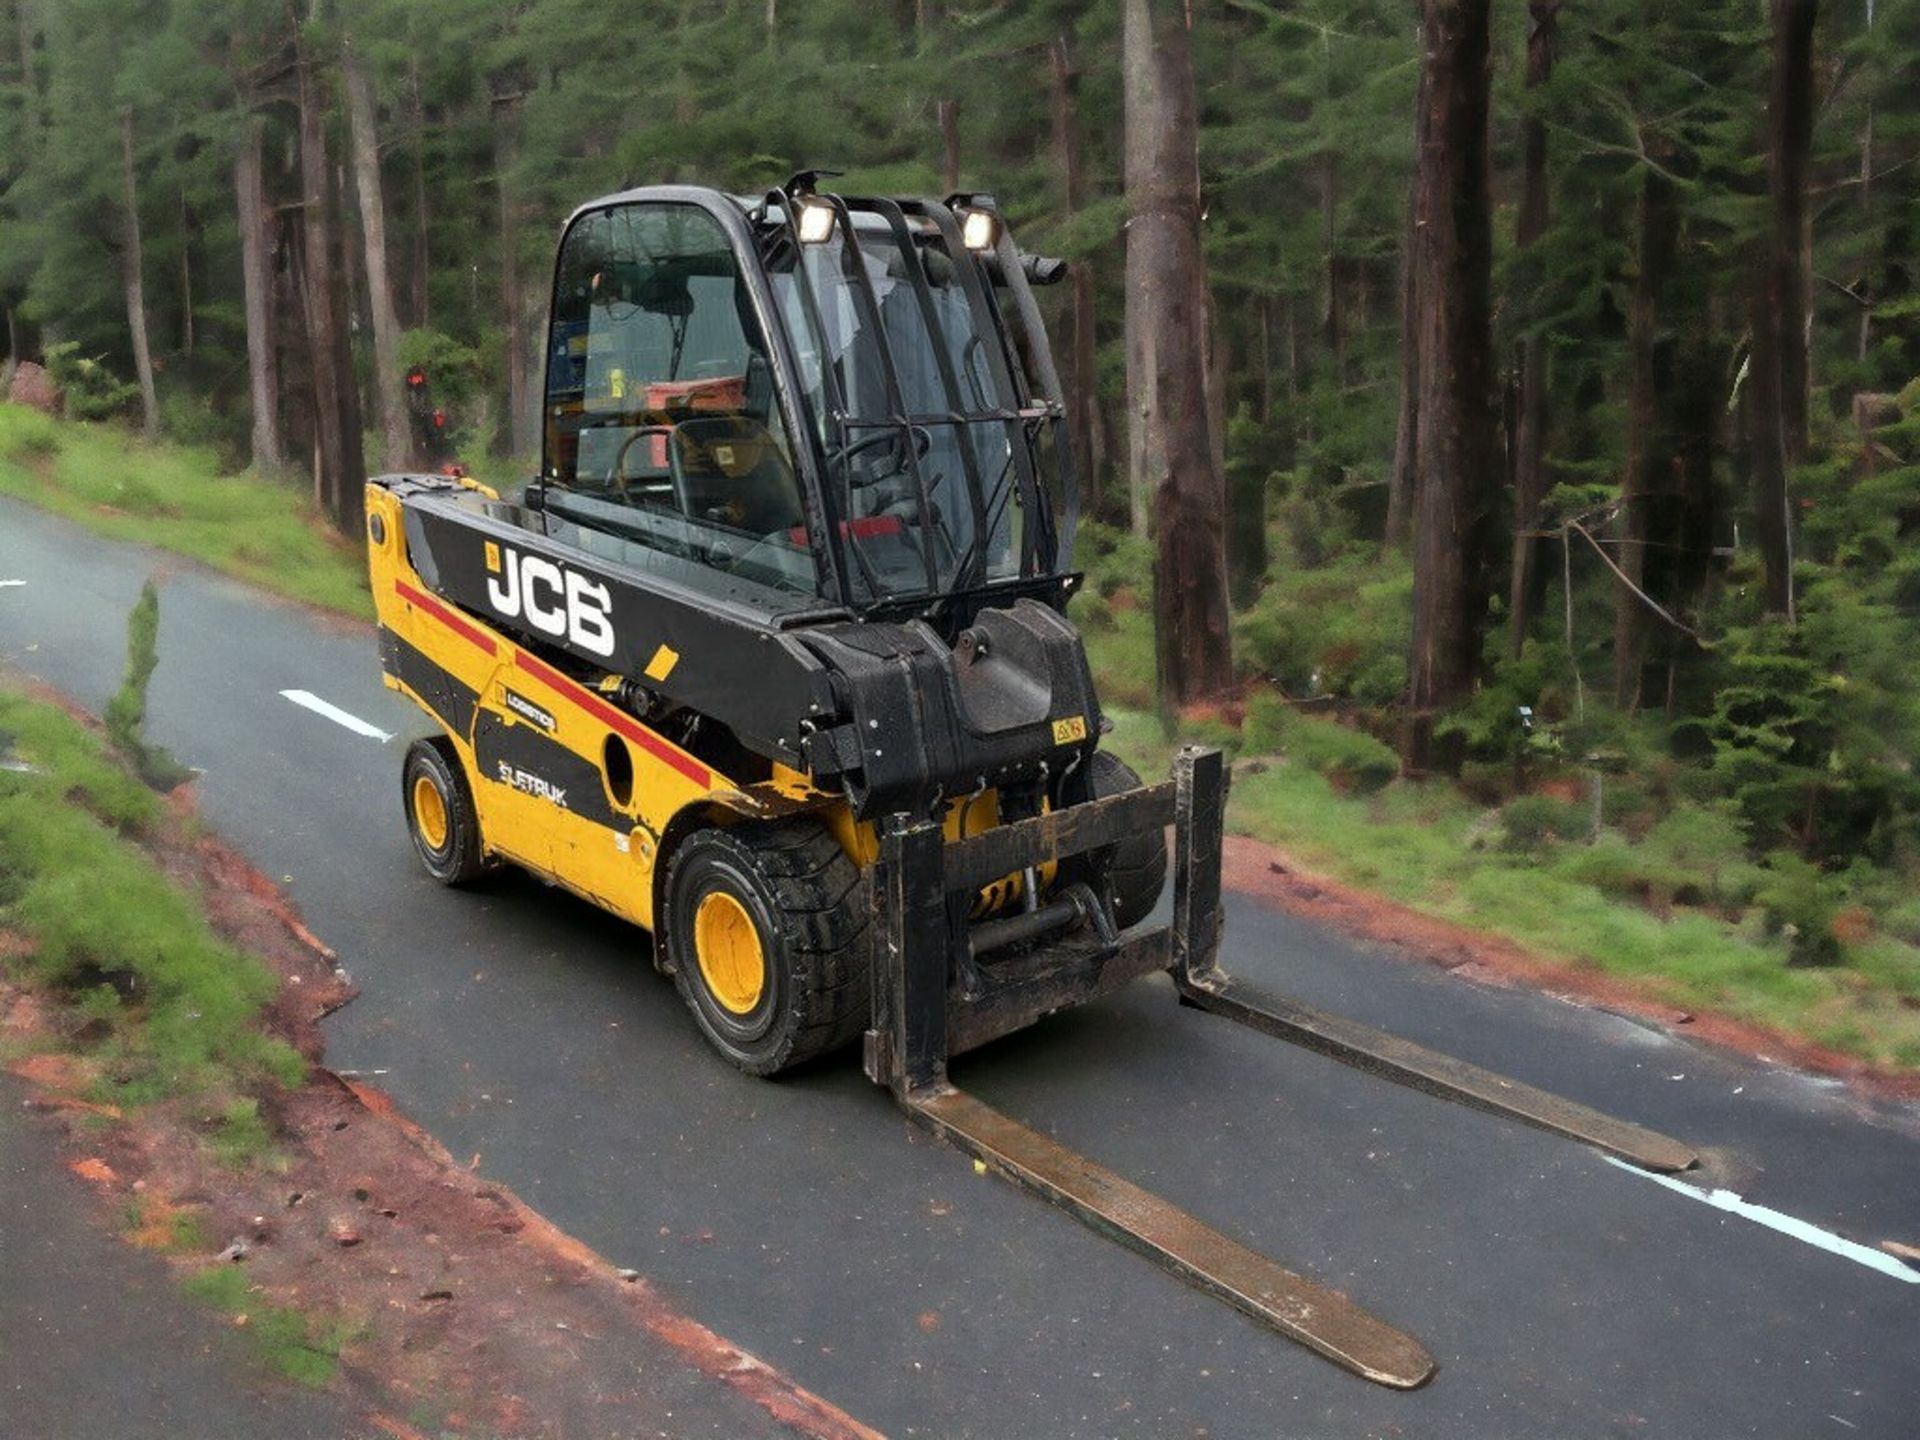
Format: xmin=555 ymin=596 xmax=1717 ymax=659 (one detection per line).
xmin=2 ymin=696 xmax=880 ymax=1440
xmin=1221 ymin=834 xmax=1920 ymax=1103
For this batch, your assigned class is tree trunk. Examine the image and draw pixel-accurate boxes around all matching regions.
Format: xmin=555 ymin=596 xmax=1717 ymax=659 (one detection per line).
xmin=1050 ymin=34 xmax=1102 ymax=511
xmin=297 ymin=28 xmax=367 ymax=537
xmin=494 ymin=99 xmax=530 ymax=460
xmin=1613 ymin=169 xmax=1676 ymax=710
xmin=1123 ymin=0 xmax=1232 ymax=704
xmin=1383 ymin=50 xmax=1431 ymax=553
xmin=118 ymin=110 xmax=159 ymax=440
xmin=1749 ymin=0 xmax=1818 ymax=619
xmin=235 ymin=116 xmax=282 ymax=471
xmin=1506 ymin=0 xmax=1557 ymax=659
xmin=14 ymin=0 xmax=37 ymax=150
xmin=408 ymin=59 xmax=431 ymax=329
xmin=1857 ymin=0 xmax=1875 ymax=362
xmin=937 ymin=98 xmax=961 ymax=193
xmin=177 ymin=188 xmax=194 ymax=355
xmin=1321 ymin=151 xmax=1344 ymax=384
xmin=1405 ymin=0 xmax=1496 ymax=769
xmin=345 ymin=34 xmax=409 ymax=472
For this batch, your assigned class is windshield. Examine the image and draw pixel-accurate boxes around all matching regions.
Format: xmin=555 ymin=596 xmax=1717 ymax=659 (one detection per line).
xmin=762 ymin=204 xmax=1028 ymax=605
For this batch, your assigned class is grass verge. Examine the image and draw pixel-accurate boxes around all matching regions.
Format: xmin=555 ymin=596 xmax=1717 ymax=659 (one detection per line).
xmin=0 ymin=404 xmax=373 ymax=620
xmin=0 ymin=684 xmax=304 ymax=1121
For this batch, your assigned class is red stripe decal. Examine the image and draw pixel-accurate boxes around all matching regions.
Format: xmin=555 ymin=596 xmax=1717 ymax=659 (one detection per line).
xmin=395 ymin=579 xmax=497 ymax=656
xmin=514 ymin=650 xmax=712 ymax=790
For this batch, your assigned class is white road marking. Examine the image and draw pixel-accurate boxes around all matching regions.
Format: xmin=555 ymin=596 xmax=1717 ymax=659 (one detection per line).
xmin=279 ymin=689 xmax=393 ymax=743
xmin=1604 ymin=1155 xmax=1920 ymax=1283
xmin=0 ymin=579 xmax=25 ymax=587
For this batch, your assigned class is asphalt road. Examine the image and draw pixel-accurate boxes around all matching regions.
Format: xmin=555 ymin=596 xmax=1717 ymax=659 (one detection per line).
xmin=4 ymin=495 xmax=1918 ymax=1440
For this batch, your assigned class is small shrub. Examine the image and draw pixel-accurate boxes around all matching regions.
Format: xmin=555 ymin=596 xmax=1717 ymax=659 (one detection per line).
xmin=104 ymin=581 xmax=192 ymax=792
xmin=1279 ymin=713 xmax=1400 ymax=794
xmin=1499 ymin=793 xmax=1589 ymax=853
xmin=211 ymin=1097 xmax=274 ymax=1168
xmin=0 ymin=404 xmax=62 ymax=462
xmin=1753 ymin=853 xmax=1848 ymax=967
xmin=42 ymin=342 xmax=139 ymax=422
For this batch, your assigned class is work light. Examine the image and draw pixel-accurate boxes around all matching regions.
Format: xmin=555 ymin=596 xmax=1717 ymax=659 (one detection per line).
xmin=960 ymin=206 xmax=998 ymax=252
xmin=796 ymin=198 xmax=836 ymax=244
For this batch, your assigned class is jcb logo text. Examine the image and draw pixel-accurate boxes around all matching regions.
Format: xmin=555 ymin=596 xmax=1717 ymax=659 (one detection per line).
xmin=485 ymin=543 xmax=615 ymax=658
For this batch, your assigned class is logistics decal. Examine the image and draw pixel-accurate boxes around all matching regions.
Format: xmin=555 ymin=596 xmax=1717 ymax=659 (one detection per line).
xmin=503 ymin=688 xmax=557 ymax=732
xmin=484 ymin=540 xmax=616 ymax=658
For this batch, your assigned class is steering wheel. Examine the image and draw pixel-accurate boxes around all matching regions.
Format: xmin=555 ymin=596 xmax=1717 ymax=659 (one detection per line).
xmin=605 ymin=425 xmax=691 ymax=514
xmin=834 ymin=425 xmax=932 ymax=489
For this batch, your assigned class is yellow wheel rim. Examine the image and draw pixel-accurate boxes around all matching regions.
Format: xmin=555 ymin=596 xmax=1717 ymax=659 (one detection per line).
xmin=413 ymin=774 xmax=450 ymax=851
xmin=694 ymin=890 xmax=765 ymax=1016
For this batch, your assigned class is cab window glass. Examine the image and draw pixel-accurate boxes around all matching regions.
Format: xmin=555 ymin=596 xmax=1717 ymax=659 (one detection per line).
xmin=542 ymin=204 xmax=819 ymax=605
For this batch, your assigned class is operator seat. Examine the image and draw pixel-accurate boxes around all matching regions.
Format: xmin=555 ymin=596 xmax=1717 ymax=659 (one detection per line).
xmin=672 ymin=413 xmax=804 ymax=535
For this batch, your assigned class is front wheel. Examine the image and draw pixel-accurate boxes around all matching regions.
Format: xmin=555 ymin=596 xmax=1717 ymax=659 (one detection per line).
xmin=663 ymin=820 xmax=871 ymax=1076
xmin=1090 ymin=751 xmax=1168 ymax=930
xmin=402 ymin=736 xmax=487 ymax=885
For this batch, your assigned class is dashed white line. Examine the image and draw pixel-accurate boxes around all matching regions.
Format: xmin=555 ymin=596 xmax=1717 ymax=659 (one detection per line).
xmin=0 ymin=579 xmax=25 ymax=588
xmin=279 ymin=689 xmax=393 ymax=742
xmin=1604 ymin=1155 xmax=1920 ymax=1283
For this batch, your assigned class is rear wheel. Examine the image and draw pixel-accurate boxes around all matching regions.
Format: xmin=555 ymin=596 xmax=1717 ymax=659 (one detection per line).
xmin=1090 ymin=751 xmax=1167 ymax=930
xmin=402 ymin=736 xmax=487 ymax=885
xmin=664 ymin=820 xmax=871 ymax=1076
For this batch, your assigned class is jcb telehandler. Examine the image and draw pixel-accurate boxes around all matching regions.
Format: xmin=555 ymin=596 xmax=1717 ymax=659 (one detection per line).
xmin=367 ymin=176 xmax=1694 ymax=1389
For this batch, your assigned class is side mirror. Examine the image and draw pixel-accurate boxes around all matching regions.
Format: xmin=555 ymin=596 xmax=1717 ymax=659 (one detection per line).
xmin=1021 ymin=255 xmax=1068 ymax=286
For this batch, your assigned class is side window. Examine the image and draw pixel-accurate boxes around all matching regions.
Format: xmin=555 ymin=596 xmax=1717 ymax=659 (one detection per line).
xmin=542 ymin=204 xmax=818 ymax=600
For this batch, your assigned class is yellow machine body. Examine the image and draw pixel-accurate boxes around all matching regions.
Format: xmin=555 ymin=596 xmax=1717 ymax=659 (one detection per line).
xmin=367 ymin=484 xmax=1036 ymax=932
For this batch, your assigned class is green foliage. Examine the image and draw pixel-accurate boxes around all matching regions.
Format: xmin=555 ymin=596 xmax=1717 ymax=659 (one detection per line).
xmin=1238 ymin=548 xmax=1411 ymax=710
xmin=42 ymin=342 xmax=139 ymax=421
xmin=1753 ymin=853 xmax=1848 ymax=968
xmin=397 ymin=328 xmax=487 ymax=414
xmin=1243 ymin=696 xmax=1399 ymax=793
xmin=1497 ymin=794 xmax=1589 ymax=853
xmin=105 ymin=580 xmax=192 ymax=791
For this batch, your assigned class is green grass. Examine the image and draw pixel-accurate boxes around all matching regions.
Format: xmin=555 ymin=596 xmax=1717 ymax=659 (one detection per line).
xmin=0 ymin=405 xmax=373 ymax=620
xmin=0 ymin=688 xmax=307 ymax=1108
xmin=182 ymin=1264 xmax=357 ymax=1387
xmin=1106 ymin=706 xmax=1920 ymax=1070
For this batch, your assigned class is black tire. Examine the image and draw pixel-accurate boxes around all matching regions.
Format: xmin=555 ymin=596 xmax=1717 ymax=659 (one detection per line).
xmin=663 ymin=820 xmax=872 ymax=1076
xmin=402 ymin=736 xmax=487 ymax=886
xmin=1090 ymin=750 xmax=1167 ymax=930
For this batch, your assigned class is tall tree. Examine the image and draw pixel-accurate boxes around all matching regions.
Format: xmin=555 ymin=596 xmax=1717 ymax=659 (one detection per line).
xmin=233 ymin=110 xmax=282 ymax=471
xmin=344 ymin=30 xmax=407 ymax=471
xmin=1404 ymin=0 xmax=1496 ymax=767
xmin=492 ymin=85 xmax=530 ymax=459
xmin=1505 ymin=0 xmax=1557 ymax=657
xmin=296 ymin=16 xmax=366 ymax=536
xmin=1748 ymin=0 xmax=1818 ymax=619
xmin=117 ymin=107 xmax=158 ymax=437
xmin=1123 ymin=0 xmax=1232 ymax=703
xmin=1049 ymin=30 xmax=1103 ymax=510
xmin=1613 ymin=168 xmax=1676 ymax=707
xmin=1384 ymin=48 xmax=1430 ymax=553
